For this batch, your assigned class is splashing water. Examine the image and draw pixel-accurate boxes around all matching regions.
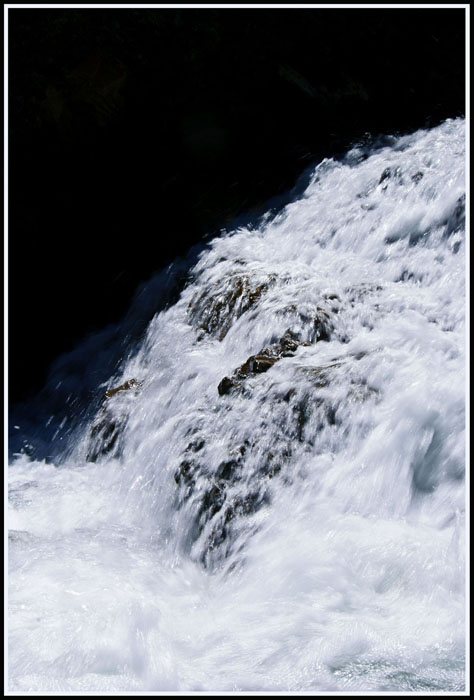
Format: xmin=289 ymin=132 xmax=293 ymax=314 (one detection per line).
xmin=8 ymin=118 xmax=466 ymax=692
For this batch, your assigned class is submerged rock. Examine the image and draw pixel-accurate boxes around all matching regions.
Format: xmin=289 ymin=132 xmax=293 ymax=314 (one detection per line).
xmin=86 ymin=378 xmax=142 ymax=462
xmin=411 ymin=170 xmax=424 ymax=184
xmin=379 ymin=166 xmax=403 ymax=190
xmin=218 ymin=329 xmax=312 ymax=395
xmin=87 ymin=412 xmax=125 ymax=463
xmin=172 ymin=347 xmax=380 ymax=567
xmin=444 ymin=193 xmax=465 ymax=238
xmin=277 ymin=303 xmax=333 ymax=343
xmin=188 ymin=272 xmax=276 ymax=340
xmin=174 ymin=430 xmax=287 ymax=565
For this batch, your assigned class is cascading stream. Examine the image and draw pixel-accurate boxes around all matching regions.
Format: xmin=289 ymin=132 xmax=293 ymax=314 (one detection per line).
xmin=8 ymin=118 xmax=466 ymax=692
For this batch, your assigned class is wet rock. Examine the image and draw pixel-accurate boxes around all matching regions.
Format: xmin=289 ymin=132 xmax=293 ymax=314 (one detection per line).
xmin=216 ymin=376 xmax=234 ymax=396
xmin=277 ymin=302 xmax=333 ymax=343
xmin=296 ymin=363 xmax=336 ymax=388
xmin=314 ymin=314 xmax=331 ymax=342
xmin=379 ymin=166 xmax=403 ymax=190
xmin=345 ymin=283 xmax=383 ymax=304
xmin=216 ymin=457 xmax=241 ymax=480
xmin=175 ymin=350 xmax=380 ymax=566
xmin=444 ymin=193 xmax=465 ymax=238
xmin=188 ymin=273 xmax=275 ymax=340
xmin=87 ymin=413 xmax=124 ymax=463
xmin=174 ymin=429 xmax=280 ymax=561
xmin=218 ymin=329 xmax=310 ymax=395
xmin=200 ymin=487 xmax=270 ymax=565
xmin=103 ymin=378 xmax=142 ymax=400
xmin=86 ymin=378 xmax=142 ymax=462
xmin=347 ymin=379 xmax=378 ymax=403
xmin=175 ymin=438 xmax=244 ymax=499
xmin=173 ymin=434 xmax=209 ymax=502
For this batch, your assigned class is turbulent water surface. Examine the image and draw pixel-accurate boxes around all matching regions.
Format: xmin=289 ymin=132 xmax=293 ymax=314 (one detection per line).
xmin=8 ymin=119 xmax=466 ymax=692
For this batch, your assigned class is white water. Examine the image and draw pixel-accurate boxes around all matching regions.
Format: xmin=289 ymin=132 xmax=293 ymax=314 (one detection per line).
xmin=8 ymin=119 xmax=467 ymax=692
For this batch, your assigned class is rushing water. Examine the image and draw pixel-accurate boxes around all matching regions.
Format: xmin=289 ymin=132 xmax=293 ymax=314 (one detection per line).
xmin=7 ymin=118 xmax=466 ymax=693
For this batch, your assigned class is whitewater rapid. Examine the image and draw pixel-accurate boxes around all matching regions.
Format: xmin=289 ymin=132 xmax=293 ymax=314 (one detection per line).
xmin=8 ymin=118 xmax=466 ymax=692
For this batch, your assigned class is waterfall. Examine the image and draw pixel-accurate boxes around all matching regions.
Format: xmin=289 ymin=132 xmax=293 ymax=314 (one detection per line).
xmin=8 ymin=118 xmax=466 ymax=692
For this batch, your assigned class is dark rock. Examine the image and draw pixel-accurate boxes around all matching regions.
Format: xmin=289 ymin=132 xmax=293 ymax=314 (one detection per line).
xmin=379 ymin=166 xmax=403 ymax=189
xmin=216 ymin=458 xmax=240 ymax=480
xmin=277 ymin=303 xmax=333 ymax=343
xmin=187 ymin=437 xmax=205 ymax=453
xmin=174 ymin=355 xmax=382 ymax=565
xmin=86 ymin=377 xmax=142 ymax=462
xmin=188 ymin=273 xmax=275 ymax=340
xmin=314 ymin=314 xmax=331 ymax=342
xmin=217 ymin=376 xmax=234 ymax=396
xmin=103 ymin=377 xmax=142 ymax=400
xmin=444 ymin=193 xmax=465 ymax=237
xmin=345 ymin=283 xmax=383 ymax=305
xmin=218 ymin=329 xmax=314 ymax=395
xmin=240 ymin=353 xmax=279 ymax=375
xmin=173 ymin=434 xmax=209 ymax=494
xmin=86 ymin=409 xmax=125 ymax=463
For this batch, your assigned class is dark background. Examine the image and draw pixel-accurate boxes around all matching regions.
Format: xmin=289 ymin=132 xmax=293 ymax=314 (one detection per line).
xmin=8 ymin=7 xmax=465 ymax=405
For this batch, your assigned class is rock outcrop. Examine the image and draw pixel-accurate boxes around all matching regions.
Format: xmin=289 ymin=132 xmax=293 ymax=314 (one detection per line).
xmin=172 ymin=347 xmax=379 ymax=567
xmin=103 ymin=378 xmax=141 ymax=399
xmin=218 ymin=329 xmax=310 ymax=395
xmin=217 ymin=303 xmax=334 ymax=396
xmin=188 ymin=272 xmax=276 ymax=341
xmin=86 ymin=378 xmax=142 ymax=462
